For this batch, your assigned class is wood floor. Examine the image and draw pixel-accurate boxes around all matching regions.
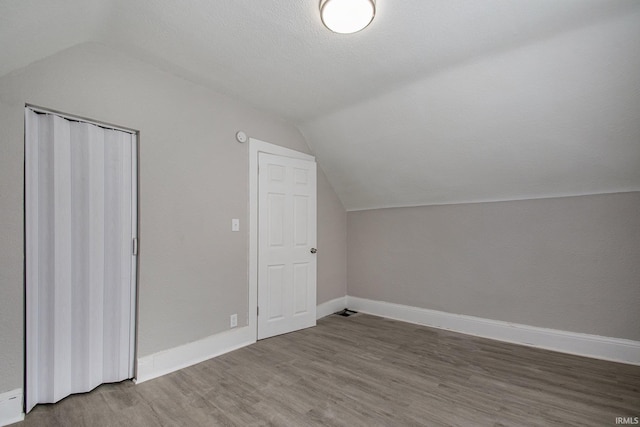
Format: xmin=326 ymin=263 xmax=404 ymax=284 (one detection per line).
xmin=20 ymin=314 xmax=640 ymax=426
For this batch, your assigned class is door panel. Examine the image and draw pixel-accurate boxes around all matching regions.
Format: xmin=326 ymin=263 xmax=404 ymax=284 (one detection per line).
xmin=258 ymin=153 xmax=317 ymax=339
xmin=293 ymin=263 xmax=309 ymax=315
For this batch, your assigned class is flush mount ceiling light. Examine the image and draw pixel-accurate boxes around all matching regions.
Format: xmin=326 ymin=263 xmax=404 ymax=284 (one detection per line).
xmin=320 ymin=0 xmax=376 ymax=34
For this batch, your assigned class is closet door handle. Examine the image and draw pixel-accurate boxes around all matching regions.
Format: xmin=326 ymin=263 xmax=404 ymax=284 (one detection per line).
xmin=310 ymin=248 xmax=317 ymax=254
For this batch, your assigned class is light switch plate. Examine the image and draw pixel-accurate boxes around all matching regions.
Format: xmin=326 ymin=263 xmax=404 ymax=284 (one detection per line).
xmin=232 ymin=219 xmax=239 ymax=232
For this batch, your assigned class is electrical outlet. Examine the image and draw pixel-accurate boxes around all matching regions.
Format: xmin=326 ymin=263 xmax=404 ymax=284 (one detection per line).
xmin=230 ymin=313 xmax=237 ymax=328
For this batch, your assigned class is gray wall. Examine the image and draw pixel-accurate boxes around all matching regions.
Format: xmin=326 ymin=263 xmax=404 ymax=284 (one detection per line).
xmin=348 ymin=192 xmax=640 ymax=341
xmin=317 ymin=168 xmax=348 ymax=303
xmin=0 ymin=42 xmax=347 ymax=394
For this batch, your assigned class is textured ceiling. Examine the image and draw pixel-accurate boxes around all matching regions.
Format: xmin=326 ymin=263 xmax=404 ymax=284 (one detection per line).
xmin=2 ymin=0 xmax=639 ymax=209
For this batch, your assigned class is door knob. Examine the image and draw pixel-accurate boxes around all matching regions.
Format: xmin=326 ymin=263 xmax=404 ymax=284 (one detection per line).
xmin=310 ymin=248 xmax=317 ymax=254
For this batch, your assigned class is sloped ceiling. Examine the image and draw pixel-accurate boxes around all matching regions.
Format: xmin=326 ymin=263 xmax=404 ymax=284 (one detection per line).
xmin=2 ymin=0 xmax=639 ymax=210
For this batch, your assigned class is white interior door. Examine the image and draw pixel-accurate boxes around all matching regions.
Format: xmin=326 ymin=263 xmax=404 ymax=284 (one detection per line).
xmin=25 ymin=108 xmax=137 ymax=413
xmin=258 ymin=152 xmax=317 ymax=339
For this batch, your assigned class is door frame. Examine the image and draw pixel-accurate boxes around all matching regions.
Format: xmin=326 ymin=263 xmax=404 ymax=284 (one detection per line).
xmin=248 ymin=138 xmax=315 ymax=340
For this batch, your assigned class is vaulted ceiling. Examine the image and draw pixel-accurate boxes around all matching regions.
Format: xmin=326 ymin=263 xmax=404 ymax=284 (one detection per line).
xmin=2 ymin=0 xmax=639 ymax=210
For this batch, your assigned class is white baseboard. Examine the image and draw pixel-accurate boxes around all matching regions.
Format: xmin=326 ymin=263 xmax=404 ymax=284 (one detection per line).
xmin=317 ymin=296 xmax=347 ymax=319
xmin=0 ymin=389 xmax=24 ymax=427
xmin=347 ymin=296 xmax=640 ymax=366
xmin=136 ymin=295 xmax=639 ymax=385
xmin=135 ymin=326 xmax=256 ymax=384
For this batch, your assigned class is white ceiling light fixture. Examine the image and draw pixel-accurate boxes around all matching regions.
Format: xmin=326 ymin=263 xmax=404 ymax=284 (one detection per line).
xmin=320 ymin=0 xmax=376 ymax=34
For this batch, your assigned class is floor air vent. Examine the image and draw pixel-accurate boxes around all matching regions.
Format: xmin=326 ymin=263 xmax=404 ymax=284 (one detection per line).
xmin=335 ymin=309 xmax=358 ymax=317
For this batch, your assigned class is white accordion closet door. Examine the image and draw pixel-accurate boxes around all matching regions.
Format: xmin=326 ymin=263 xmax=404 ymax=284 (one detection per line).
xmin=25 ymin=108 xmax=137 ymax=413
